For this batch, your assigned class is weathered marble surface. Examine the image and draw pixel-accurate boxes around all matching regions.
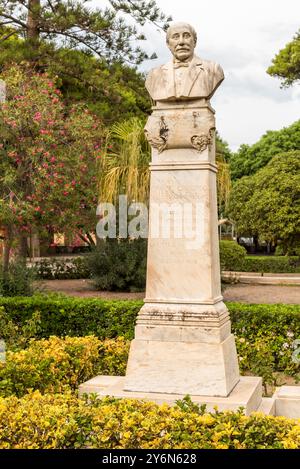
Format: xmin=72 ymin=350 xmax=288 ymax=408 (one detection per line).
xmin=79 ymin=376 xmax=262 ymax=416
xmin=124 ymin=23 xmax=240 ymax=398
xmin=145 ymin=22 xmax=224 ymax=102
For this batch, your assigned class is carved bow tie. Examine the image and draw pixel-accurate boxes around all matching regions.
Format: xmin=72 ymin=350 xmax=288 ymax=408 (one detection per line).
xmin=174 ymin=61 xmax=190 ymax=69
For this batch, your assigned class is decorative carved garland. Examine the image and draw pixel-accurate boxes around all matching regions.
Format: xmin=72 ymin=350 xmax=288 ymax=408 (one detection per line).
xmin=191 ymin=128 xmax=215 ymax=153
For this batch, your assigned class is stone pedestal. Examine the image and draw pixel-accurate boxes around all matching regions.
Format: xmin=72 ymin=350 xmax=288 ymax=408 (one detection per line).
xmin=124 ymin=100 xmax=239 ymax=397
xmin=80 ymin=99 xmax=260 ymax=412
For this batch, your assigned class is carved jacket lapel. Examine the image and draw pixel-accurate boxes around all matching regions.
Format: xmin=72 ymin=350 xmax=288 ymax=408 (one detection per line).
xmin=162 ymin=61 xmax=176 ymax=99
xmin=182 ymin=56 xmax=204 ymax=96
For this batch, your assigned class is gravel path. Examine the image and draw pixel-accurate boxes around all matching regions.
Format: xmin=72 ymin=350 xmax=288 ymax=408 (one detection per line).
xmin=41 ymin=279 xmax=300 ymax=304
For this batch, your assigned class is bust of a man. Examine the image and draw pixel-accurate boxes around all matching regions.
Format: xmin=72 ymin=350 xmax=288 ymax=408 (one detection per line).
xmin=146 ymin=22 xmax=224 ymax=102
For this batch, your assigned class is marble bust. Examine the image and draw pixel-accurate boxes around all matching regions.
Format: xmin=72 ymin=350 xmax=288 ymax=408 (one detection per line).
xmin=145 ymin=22 xmax=224 ymax=102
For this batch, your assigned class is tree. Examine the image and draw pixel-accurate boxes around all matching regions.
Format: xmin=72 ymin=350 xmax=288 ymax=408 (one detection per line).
xmin=215 ymin=132 xmax=232 ymax=214
xmin=0 ymin=1 xmax=170 ymax=125
xmin=99 ymin=117 xmax=150 ymax=205
xmin=267 ymin=30 xmax=300 ymax=87
xmin=0 ymin=21 xmax=153 ymax=125
xmin=227 ymin=151 xmax=300 ymax=252
xmin=0 ymin=66 xmax=103 ymax=269
xmin=230 ymin=120 xmax=300 ymax=180
xmin=0 ymin=0 xmax=170 ymax=64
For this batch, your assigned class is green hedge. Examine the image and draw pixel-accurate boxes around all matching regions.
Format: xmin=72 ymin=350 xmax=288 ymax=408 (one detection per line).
xmin=1 ymin=392 xmax=300 ymax=449
xmin=0 ymin=297 xmax=299 ymax=384
xmin=241 ymin=256 xmax=300 ymax=273
xmin=219 ymin=242 xmax=300 ymax=273
xmin=0 ymin=296 xmax=140 ymax=340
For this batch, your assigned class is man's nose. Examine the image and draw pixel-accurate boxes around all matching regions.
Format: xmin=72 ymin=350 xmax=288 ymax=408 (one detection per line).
xmin=178 ymin=34 xmax=188 ymax=45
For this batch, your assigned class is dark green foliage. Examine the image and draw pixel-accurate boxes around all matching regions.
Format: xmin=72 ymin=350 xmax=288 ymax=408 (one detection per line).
xmin=0 ymin=260 xmax=38 ymax=297
xmin=216 ymin=132 xmax=232 ymax=162
xmin=0 ymin=1 xmax=170 ymax=64
xmin=0 ymin=296 xmax=141 ymax=340
xmin=242 ymin=256 xmax=300 ymax=273
xmin=230 ymin=121 xmax=300 ymax=180
xmin=267 ymin=30 xmax=300 ymax=87
xmin=219 ymin=241 xmax=247 ymax=271
xmin=87 ymin=239 xmax=147 ymax=292
xmin=228 ymin=151 xmax=300 ymax=251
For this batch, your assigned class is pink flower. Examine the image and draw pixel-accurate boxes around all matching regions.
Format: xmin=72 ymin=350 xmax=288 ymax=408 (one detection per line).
xmin=50 ymin=156 xmax=56 ymax=163
xmin=33 ymin=112 xmax=42 ymax=121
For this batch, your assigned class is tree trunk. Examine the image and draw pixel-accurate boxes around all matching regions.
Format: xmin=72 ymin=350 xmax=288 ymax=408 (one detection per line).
xmin=3 ymin=225 xmax=13 ymax=273
xmin=27 ymin=0 xmax=40 ymax=45
xmin=19 ymin=235 xmax=29 ymax=259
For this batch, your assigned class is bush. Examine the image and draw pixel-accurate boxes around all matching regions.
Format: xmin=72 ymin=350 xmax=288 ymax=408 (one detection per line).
xmin=0 ymin=297 xmax=299 ymax=386
xmin=0 ymin=296 xmax=141 ymax=340
xmin=230 ymin=303 xmax=300 ymax=380
xmin=0 ymin=336 xmax=129 ymax=397
xmin=242 ymin=256 xmax=300 ymax=273
xmin=0 ymin=307 xmax=42 ymax=350
xmin=219 ymin=241 xmax=247 ymax=271
xmin=87 ymin=238 xmax=147 ymax=292
xmin=0 ymin=259 xmax=38 ymax=296
xmin=0 ymin=392 xmax=300 ymax=448
xmin=34 ymin=256 xmax=91 ymax=280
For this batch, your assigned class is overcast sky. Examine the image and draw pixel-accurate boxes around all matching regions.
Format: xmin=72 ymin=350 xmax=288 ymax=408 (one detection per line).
xmin=92 ymin=0 xmax=300 ymax=150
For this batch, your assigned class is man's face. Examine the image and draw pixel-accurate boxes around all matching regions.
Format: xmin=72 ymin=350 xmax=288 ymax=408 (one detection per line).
xmin=167 ymin=26 xmax=196 ymax=62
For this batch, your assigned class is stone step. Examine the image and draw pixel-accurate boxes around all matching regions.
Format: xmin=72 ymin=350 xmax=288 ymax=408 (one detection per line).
xmin=257 ymin=397 xmax=276 ymax=415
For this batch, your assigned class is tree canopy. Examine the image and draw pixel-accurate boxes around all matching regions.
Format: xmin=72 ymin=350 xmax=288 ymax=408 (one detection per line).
xmin=0 ymin=1 xmax=170 ymax=124
xmin=230 ymin=120 xmax=300 ymax=180
xmin=0 ymin=0 xmax=170 ymax=64
xmin=267 ymin=30 xmax=300 ymax=87
xmin=227 ymin=151 xmax=300 ymax=252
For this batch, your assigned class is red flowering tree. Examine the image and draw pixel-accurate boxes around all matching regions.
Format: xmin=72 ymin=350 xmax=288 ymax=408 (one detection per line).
xmin=0 ymin=66 xmax=103 ymax=269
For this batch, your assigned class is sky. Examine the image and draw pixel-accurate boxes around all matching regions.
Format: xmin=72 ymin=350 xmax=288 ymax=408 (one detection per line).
xmin=92 ymin=0 xmax=300 ymax=151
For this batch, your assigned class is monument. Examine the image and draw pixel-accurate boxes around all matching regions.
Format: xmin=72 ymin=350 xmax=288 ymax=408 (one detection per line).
xmin=80 ymin=22 xmax=264 ymax=414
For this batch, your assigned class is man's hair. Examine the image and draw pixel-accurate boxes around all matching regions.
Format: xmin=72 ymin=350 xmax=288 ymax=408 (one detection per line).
xmin=166 ymin=22 xmax=197 ymax=45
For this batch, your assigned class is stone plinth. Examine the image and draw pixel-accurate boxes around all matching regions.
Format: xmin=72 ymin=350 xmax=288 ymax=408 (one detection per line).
xmin=79 ymin=376 xmax=262 ymax=416
xmin=274 ymin=386 xmax=300 ymax=418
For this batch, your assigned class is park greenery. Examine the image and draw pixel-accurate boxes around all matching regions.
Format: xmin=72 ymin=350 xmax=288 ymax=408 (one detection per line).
xmin=0 ymin=7 xmax=300 ymax=448
xmin=1 ymin=391 xmax=300 ymax=448
xmin=267 ymin=29 xmax=300 ymax=87
xmin=230 ymin=120 xmax=300 ymax=180
xmin=228 ymin=151 xmax=300 ymax=254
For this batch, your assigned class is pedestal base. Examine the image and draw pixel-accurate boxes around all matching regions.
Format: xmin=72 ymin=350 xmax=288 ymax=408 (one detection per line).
xmin=79 ymin=375 xmax=262 ymax=416
xmin=124 ymin=334 xmax=239 ymax=397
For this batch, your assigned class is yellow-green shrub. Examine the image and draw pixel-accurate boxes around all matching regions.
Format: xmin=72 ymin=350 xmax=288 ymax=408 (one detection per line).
xmin=0 ymin=392 xmax=300 ymax=449
xmin=0 ymin=336 xmax=129 ymax=397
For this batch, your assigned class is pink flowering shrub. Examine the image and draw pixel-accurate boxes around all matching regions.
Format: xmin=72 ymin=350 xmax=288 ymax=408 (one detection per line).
xmin=0 ymin=66 xmax=104 ymax=250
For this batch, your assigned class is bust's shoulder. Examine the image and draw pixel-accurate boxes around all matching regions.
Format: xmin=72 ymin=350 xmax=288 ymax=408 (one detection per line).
xmin=146 ymin=60 xmax=172 ymax=77
xmin=197 ymin=57 xmax=223 ymax=71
